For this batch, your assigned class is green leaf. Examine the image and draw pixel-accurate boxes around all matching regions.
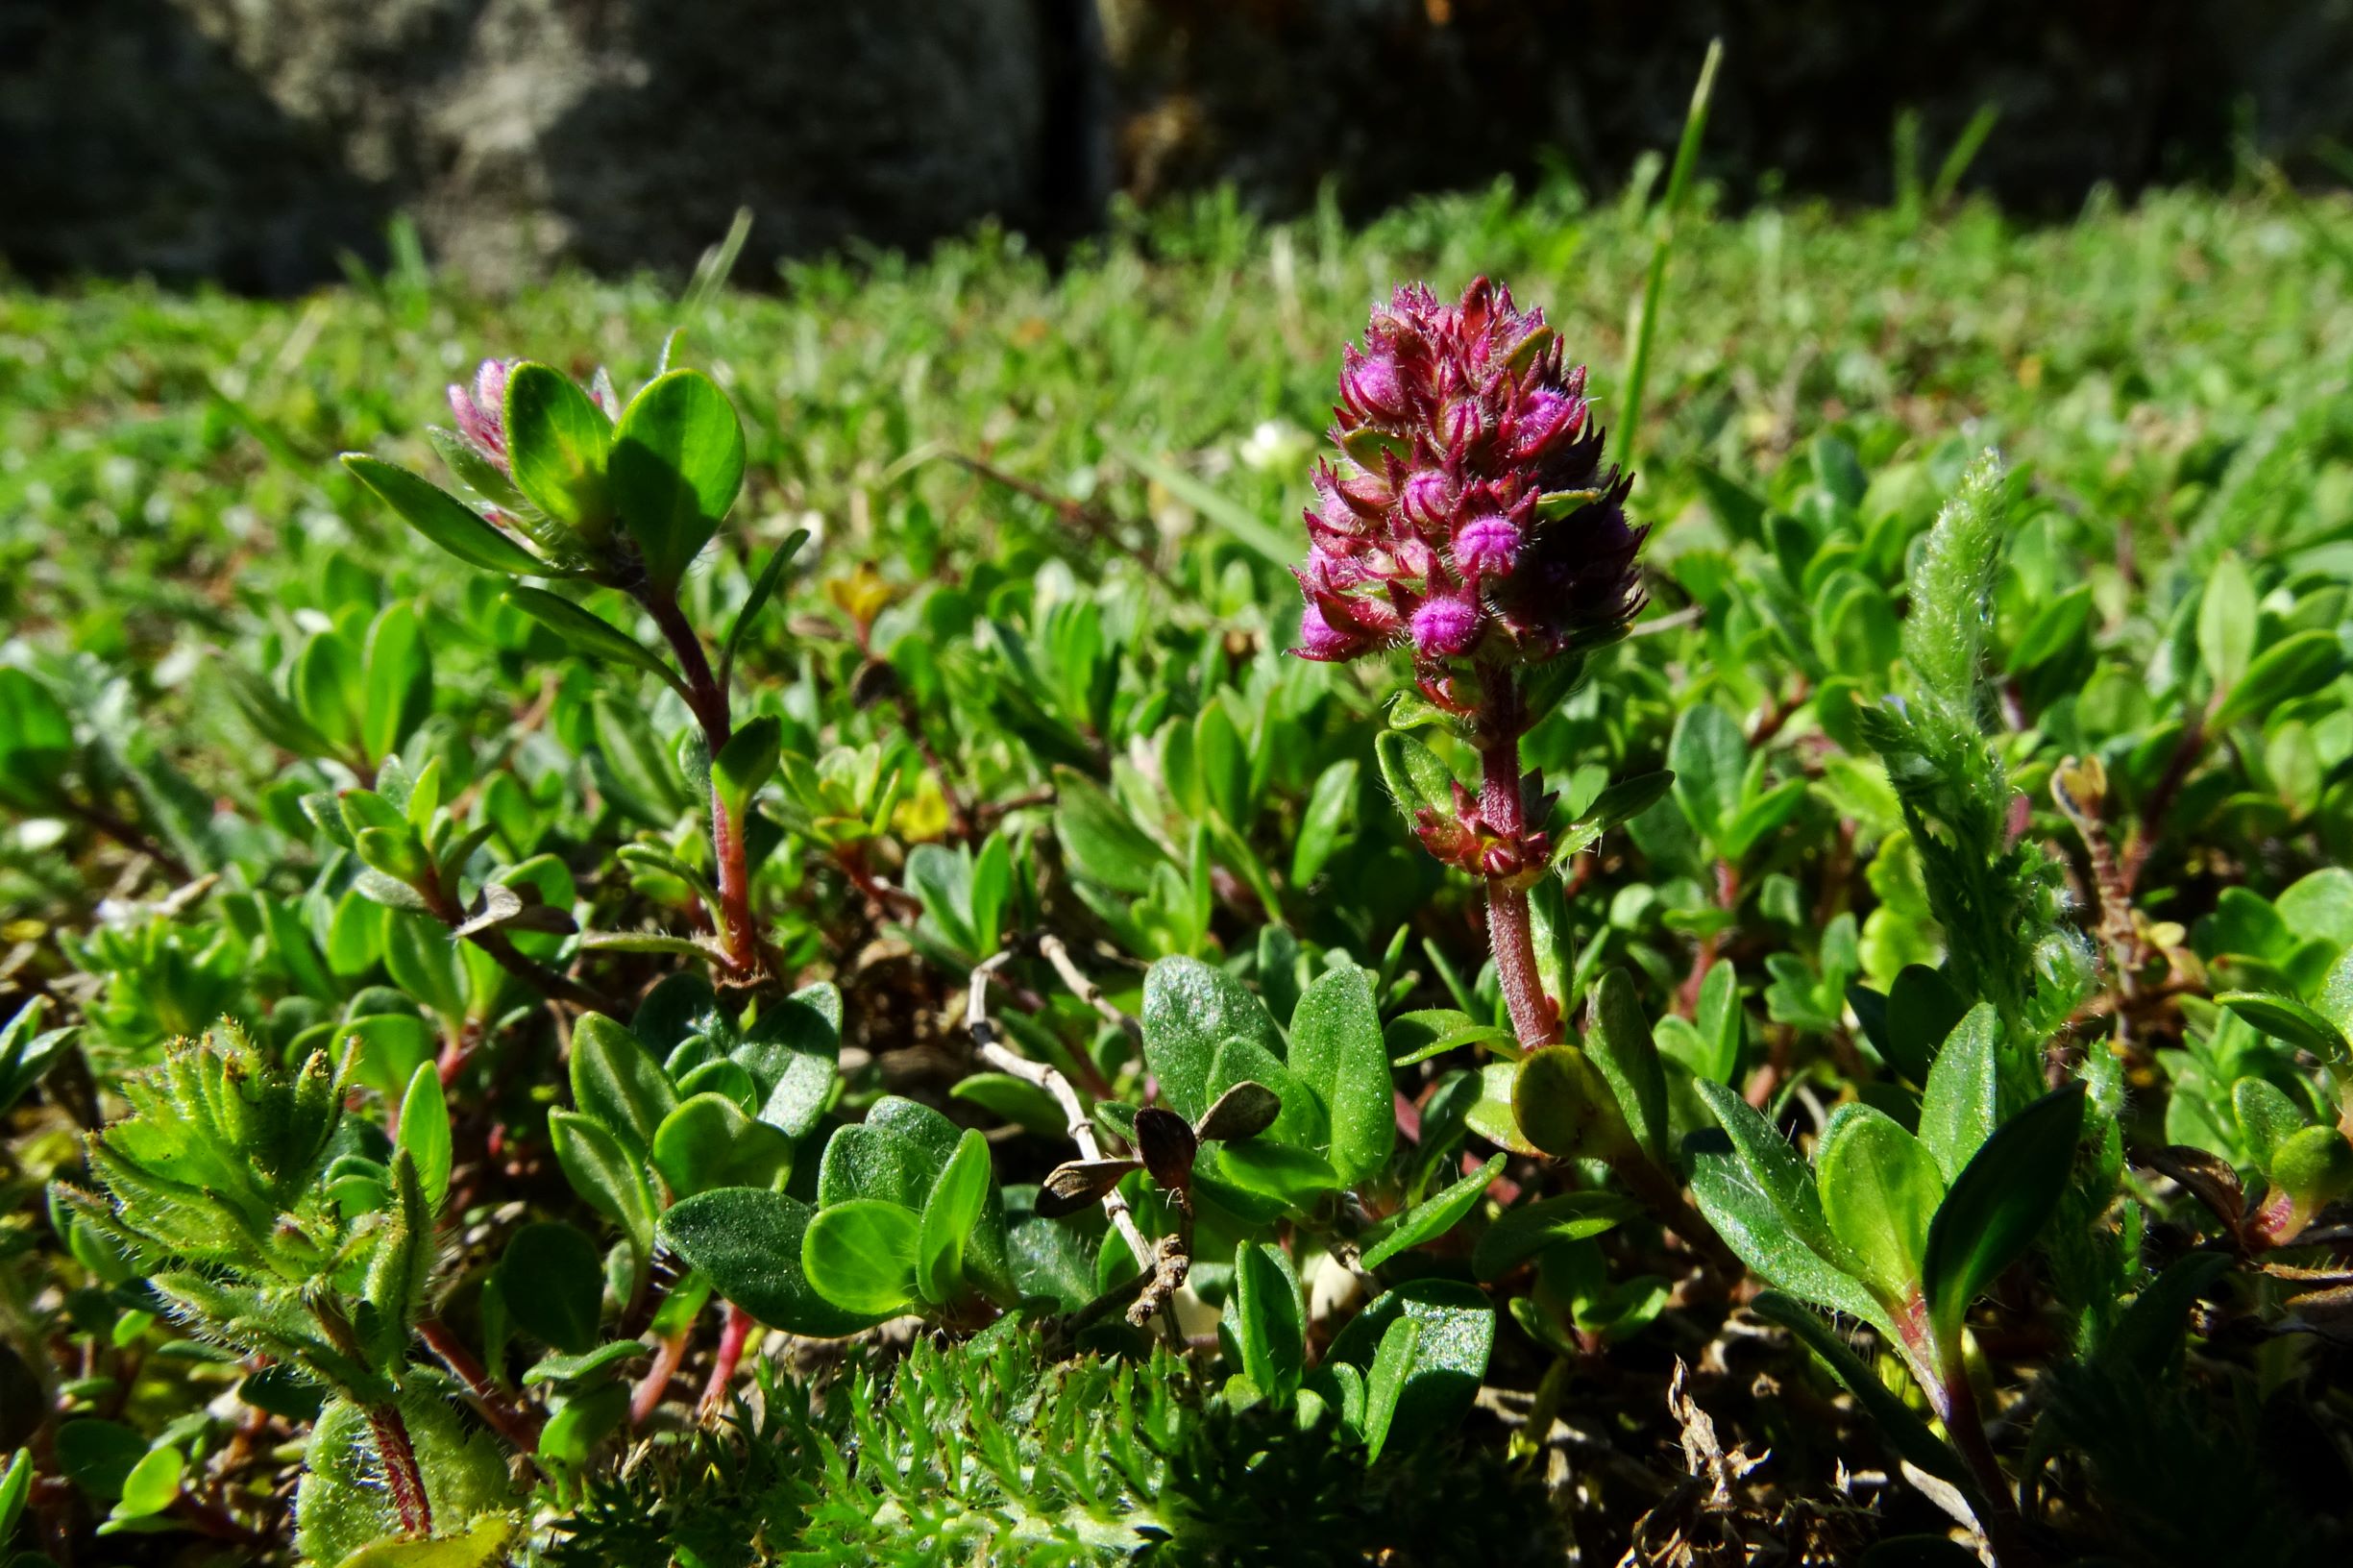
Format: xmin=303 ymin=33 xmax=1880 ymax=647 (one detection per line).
xmin=917 ymin=1129 xmax=993 ymax=1307
xmin=1883 ymin=965 xmax=1969 ymax=1086
xmin=1360 ymin=1314 xmax=1421 ymax=1464
xmin=503 ymin=587 xmax=690 ymax=700
xmin=503 ymin=362 xmax=613 ymax=535
xmin=498 ymin=1221 xmax=604 ymax=1354
xmin=734 ymin=983 xmax=843 ymax=1139
xmin=1670 ymin=702 xmax=1745 ymax=845
xmin=1291 ymin=758 xmax=1360 ymax=886
xmin=2217 ymin=991 xmax=2352 ymax=1066
xmin=720 ymin=528 xmax=811 ymax=688
xmin=1385 ymin=1009 xmax=1516 ymax=1066
xmin=1053 ymin=765 xmax=1167 ymax=894
xmin=360 ymin=601 xmax=429 ymax=762
xmin=1691 ymin=958 xmax=1744 ymax=1084
xmin=711 ymin=715 xmax=782 ymax=820
xmin=660 ymin=1188 xmax=884 ymax=1337
xmin=1582 ymin=968 xmax=1669 ymax=1163
xmin=1374 ymin=729 xmax=1459 ymax=825
xmin=801 ymin=1198 xmax=921 ymax=1317
xmin=1326 ymin=1279 xmax=1493 ymax=1444
xmin=651 ymin=1093 xmax=794 ymax=1201
xmin=101 ymin=1444 xmax=183 ymax=1529
xmin=1749 ymin=1292 xmax=1973 ymax=1489
xmin=341 ymin=454 xmax=549 ymax=576
xmin=56 ymin=1419 xmax=145 ymax=1501
xmin=569 ymin=1013 xmax=681 ymax=1159
xmin=950 ymin=1072 xmax=1066 ymax=1137
xmin=0 ymin=1447 xmax=32 ymax=1544
xmin=1511 ymin=1045 xmax=1636 ymax=1162
xmin=1360 ymin=1154 xmax=1504 ymax=1270
xmin=2232 ymin=1076 xmax=2304 ymax=1172
xmin=2212 ymin=629 xmax=2344 ymax=728
xmin=330 ymin=1515 xmax=515 ymax=1568
xmin=608 ymin=368 xmax=746 ymax=591
xmin=1121 ymin=449 xmax=1292 ymax=565
xmin=394 ymin=1063 xmax=452 ymax=1208
xmin=1286 ymin=961 xmax=1394 ymax=1185
xmin=1687 ymin=1079 xmax=1887 ymax=1332
xmin=1817 ymin=1103 xmax=1945 ymax=1302
xmin=548 ymin=1110 xmax=656 ymax=1280
xmin=1230 ymin=1241 xmax=1306 ymax=1404
xmin=2197 ymin=551 xmax=2256 ymax=698
xmin=1141 ymin=955 xmax=1287 ymax=1123
xmin=1471 ymin=1190 xmax=1638 ymax=1279
xmin=1916 ymin=1002 xmax=1999 ymax=1182
xmin=1921 ymin=1081 xmax=2086 ymax=1341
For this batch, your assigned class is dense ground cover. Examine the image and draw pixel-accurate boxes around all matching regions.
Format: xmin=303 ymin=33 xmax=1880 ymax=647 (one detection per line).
xmin=4 ymin=175 xmax=2353 ymax=1566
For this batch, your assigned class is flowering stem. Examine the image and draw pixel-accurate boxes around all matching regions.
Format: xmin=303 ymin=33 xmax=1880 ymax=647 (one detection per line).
xmin=642 ymin=590 xmax=761 ymax=981
xmin=697 ymin=1303 xmax=756 ymax=1414
xmin=1476 ymin=666 xmax=1562 ymax=1051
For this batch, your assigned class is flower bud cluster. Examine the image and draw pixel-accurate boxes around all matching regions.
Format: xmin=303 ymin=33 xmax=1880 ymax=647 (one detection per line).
xmin=1291 ymin=278 xmax=1647 ymax=707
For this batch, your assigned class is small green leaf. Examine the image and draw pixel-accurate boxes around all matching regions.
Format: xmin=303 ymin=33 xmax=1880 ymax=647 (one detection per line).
xmin=1359 ymin=1154 xmax=1504 ymax=1270
xmin=651 ymin=1093 xmax=794 ymax=1200
xmin=2217 ymin=991 xmax=2352 ymax=1066
xmin=1287 ymin=961 xmax=1395 ymax=1185
xmin=1230 ymin=1241 xmax=1306 ymax=1404
xmin=1053 ymin=765 xmax=1168 ymax=894
xmin=917 ymin=1129 xmax=993 ymax=1307
xmin=394 ymin=1063 xmax=452 ymax=1208
xmin=1670 ymin=702 xmax=1745 ymax=845
xmin=103 ymin=1444 xmax=183 ymax=1527
xmin=1471 ymin=1191 xmax=1638 ymax=1279
xmin=1921 ymin=1081 xmax=2086 ymax=1341
xmin=1385 ymin=1008 xmax=1517 ymax=1066
xmin=1141 ymin=955 xmax=1287 ymax=1123
xmin=608 ymin=368 xmax=746 ymax=592
xmin=720 ymin=528 xmax=812 ymax=688
xmin=950 ymin=1072 xmax=1066 ymax=1138
xmin=498 ymin=1221 xmax=604 ymax=1354
xmin=1374 ymin=729 xmax=1459 ymax=825
xmin=503 ymin=362 xmax=614 ymax=536
xmin=2232 ymin=1076 xmax=2305 ymax=1172
xmin=660 ymin=1187 xmax=884 ymax=1337
xmin=1883 ymin=965 xmax=1969 ymax=1086
xmin=801 ymin=1198 xmax=921 ymax=1317
xmin=1291 ymin=758 xmax=1360 ymax=886
xmin=1512 ymin=1045 xmax=1636 ymax=1163
xmin=1688 ymin=1079 xmax=1886 ymax=1332
xmin=1582 ymin=968 xmax=1669 ymax=1163
xmin=1817 ymin=1103 xmax=1945 ymax=1302
xmin=548 ymin=1110 xmax=656 ymax=1287
xmin=569 ymin=1013 xmax=681 ymax=1159
xmin=341 ymin=454 xmax=549 ymax=576
xmin=2267 ymin=1126 xmax=2353 ymax=1214
xmin=1916 ymin=1002 xmax=1999 ymax=1183
xmin=2213 ymin=629 xmax=2344 ymax=729
xmin=504 ymin=587 xmax=690 ymax=699
xmin=711 ymin=715 xmax=782 ymax=820
xmin=2197 ymin=551 xmax=2256 ymax=698
xmin=1360 ymin=1314 xmax=1422 ymax=1463
xmin=1326 ymin=1279 xmax=1493 ymax=1444
xmin=0 ymin=1447 xmax=32 ymax=1542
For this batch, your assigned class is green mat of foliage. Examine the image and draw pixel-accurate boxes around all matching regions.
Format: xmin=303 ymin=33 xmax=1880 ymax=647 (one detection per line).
xmin=3 ymin=176 xmax=2352 ymax=1566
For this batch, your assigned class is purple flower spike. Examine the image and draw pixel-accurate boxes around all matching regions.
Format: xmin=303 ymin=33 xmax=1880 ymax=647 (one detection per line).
xmin=1287 ymin=277 xmax=1648 ymax=679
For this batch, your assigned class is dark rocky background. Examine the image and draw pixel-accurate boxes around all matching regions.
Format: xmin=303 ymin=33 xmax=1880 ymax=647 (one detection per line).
xmin=6 ymin=0 xmax=2350 ymax=292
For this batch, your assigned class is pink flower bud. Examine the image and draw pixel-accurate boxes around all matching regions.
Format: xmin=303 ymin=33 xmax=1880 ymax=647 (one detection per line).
xmin=1293 ymin=601 xmax=1374 ymax=662
xmin=1340 ymin=347 xmax=1408 ymax=422
xmin=448 ymin=357 xmax=515 ymax=474
xmin=1454 ymin=514 xmax=1521 ymax=579
xmin=1409 ymin=595 xmax=1483 ymax=659
xmin=1400 ymin=469 xmax=1454 ymax=533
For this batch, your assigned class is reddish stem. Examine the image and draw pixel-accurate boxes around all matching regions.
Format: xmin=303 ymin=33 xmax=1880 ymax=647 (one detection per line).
xmin=630 ymin=1328 xmax=693 ymax=1427
xmin=416 ymin=1318 xmax=544 ymax=1451
xmin=365 ymin=1404 xmax=434 ymax=1538
xmin=643 ymin=590 xmax=762 ymax=980
xmin=1476 ymin=666 xmax=1562 ymax=1050
xmin=698 ymin=1303 xmax=756 ymax=1415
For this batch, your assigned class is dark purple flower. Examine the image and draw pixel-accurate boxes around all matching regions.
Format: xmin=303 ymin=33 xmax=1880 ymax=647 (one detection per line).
xmin=1287 ymin=278 xmax=1647 ymax=688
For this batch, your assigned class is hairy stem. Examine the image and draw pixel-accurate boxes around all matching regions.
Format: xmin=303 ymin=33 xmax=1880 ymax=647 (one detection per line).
xmin=1477 ymin=667 xmax=1562 ymax=1050
xmin=416 ymin=1318 xmax=543 ymax=1452
xmin=643 ymin=590 xmax=762 ymax=980
xmin=465 ymin=926 xmax=615 ymax=1014
xmin=365 ymin=1403 xmax=434 ymax=1539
